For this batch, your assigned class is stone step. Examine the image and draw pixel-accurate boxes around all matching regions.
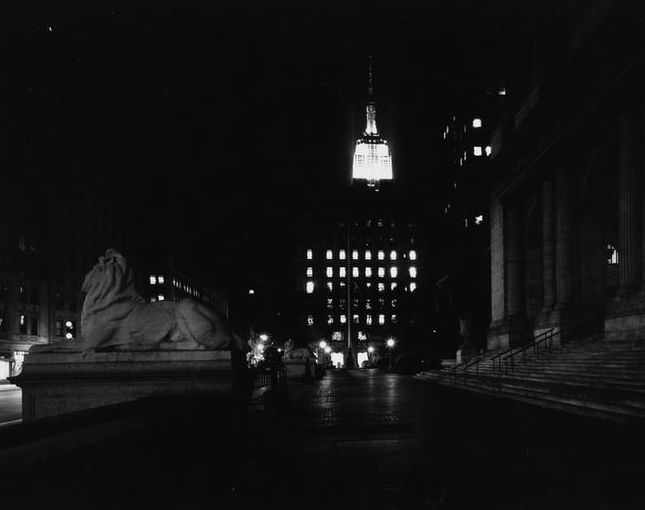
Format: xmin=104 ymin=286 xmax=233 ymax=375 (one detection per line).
xmin=431 ymin=378 xmax=644 ymax=425
xmin=445 ymin=371 xmax=645 ymax=398
xmin=496 ymin=364 xmax=645 ymax=379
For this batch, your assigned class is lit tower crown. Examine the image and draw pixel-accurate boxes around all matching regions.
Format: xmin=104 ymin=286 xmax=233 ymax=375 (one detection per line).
xmin=352 ymin=60 xmax=393 ymax=188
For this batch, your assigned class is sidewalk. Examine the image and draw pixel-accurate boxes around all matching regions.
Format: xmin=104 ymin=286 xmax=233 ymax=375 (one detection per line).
xmin=237 ymin=369 xmax=645 ymax=509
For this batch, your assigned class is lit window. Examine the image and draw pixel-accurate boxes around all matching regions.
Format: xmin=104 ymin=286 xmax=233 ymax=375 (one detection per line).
xmin=379 ymin=314 xmax=385 ymax=325
xmin=327 ymin=282 xmax=333 ymax=291
xmin=326 ymin=267 xmax=333 ymax=278
xmin=248 ymin=289 xmax=255 ymax=295
xmin=485 ymin=145 xmax=492 ymax=156
xmin=307 ymin=315 xmax=314 ymax=326
xmin=307 ymin=249 xmax=313 ymax=260
xmin=378 ymin=267 xmax=385 ymax=278
xmin=378 ymin=283 xmax=385 ymax=292
xmin=340 ymin=267 xmax=346 ymax=278
xmin=391 ymin=299 xmax=397 ymax=308
xmin=475 ymin=215 xmax=484 ymax=225
xmin=306 ymin=281 xmax=314 ymax=294
xmin=339 ymin=281 xmax=345 ymax=288
xmin=378 ymin=250 xmax=385 ymax=260
xmin=391 ymin=314 xmax=398 ymax=323
xmin=328 ymin=315 xmax=334 ymax=325
xmin=409 ymin=267 xmax=417 ymax=278
xmin=158 ymin=294 xmax=165 ymax=301
xmin=149 ymin=275 xmax=157 ymax=285
xmin=366 ymin=315 xmax=372 ymax=325
xmin=365 ymin=250 xmax=372 ymax=260
xmin=339 ymin=250 xmax=346 ymax=260
xmin=352 ymin=267 xmax=359 ymax=278
xmin=390 ymin=267 xmax=398 ymax=278
xmin=409 ymin=250 xmax=417 ymax=260
xmin=307 ymin=267 xmax=313 ymax=277
xmin=332 ymin=331 xmax=342 ymax=341
xmin=353 ymin=314 xmax=359 ymax=324
xmin=326 ymin=250 xmax=333 ymax=260
xmin=150 ymin=297 xmax=157 ymax=303
xmin=327 ymin=298 xmax=333 ymax=309
xmin=365 ymin=267 xmax=372 ymax=277
xmin=607 ymin=244 xmax=619 ymax=265
xmin=158 ymin=275 xmax=165 ymax=284
xmin=498 ymin=86 xmax=506 ymax=96
xmin=391 ymin=282 xmax=398 ymax=291
xmin=352 ymin=250 xmax=359 ymax=260
xmin=340 ymin=314 xmax=347 ymax=324
xmin=20 ymin=314 xmax=25 ymax=326
xmin=473 ymin=146 xmax=482 ymax=156
xmin=390 ymin=250 xmax=397 ymax=260
xmin=366 ymin=282 xmax=371 ymax=289
xmin=365 ymin=299 xmax=372 ymax=310
xmin=410 ymin=282 xmax=417 ymax=292
xmin=472 ymin=118 xmax=482 ymax=128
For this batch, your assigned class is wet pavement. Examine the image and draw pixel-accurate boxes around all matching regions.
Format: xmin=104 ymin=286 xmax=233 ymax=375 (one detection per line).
xmin=0 ymin=385 xmax=21 ymax=426
xmin=241 ymin=368 xmax=645 ymax=509
xmin=1 ymin=370 xmax=643 ymax=509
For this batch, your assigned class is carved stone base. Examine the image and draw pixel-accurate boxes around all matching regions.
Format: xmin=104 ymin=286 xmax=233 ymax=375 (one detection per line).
xmin=283 ymin=359 xmax=316 ymax=379
xmin=11 ymin=350 xmax=234 ymax=422
xmin=605 ymin=296 xmax=645 ymax=341
xmin=487 ymin=318 xmax=531 ymax=351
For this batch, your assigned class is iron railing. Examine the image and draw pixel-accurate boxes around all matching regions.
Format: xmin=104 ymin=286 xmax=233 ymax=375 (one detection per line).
xmin=491 ymin=328 xmax=562 ymax=373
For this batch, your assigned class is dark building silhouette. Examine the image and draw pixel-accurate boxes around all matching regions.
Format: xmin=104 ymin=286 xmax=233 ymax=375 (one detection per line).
xmin=438 ymin=2 xmax=645 ymax=350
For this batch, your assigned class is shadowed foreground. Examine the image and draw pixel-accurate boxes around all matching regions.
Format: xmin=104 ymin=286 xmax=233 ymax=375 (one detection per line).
xmin=0 ymin=369 xmax=643 ymax=509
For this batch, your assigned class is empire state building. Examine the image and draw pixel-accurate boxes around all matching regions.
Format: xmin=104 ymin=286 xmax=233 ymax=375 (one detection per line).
xmin=351 ymin=68 xmax=393 ymax=189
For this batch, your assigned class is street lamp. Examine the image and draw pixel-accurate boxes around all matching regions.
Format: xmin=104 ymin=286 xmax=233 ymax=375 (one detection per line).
xmin=318 ymin=340 xmax=327 ymax=365
xmin=387 ymin=338 xmax=395 ymax=371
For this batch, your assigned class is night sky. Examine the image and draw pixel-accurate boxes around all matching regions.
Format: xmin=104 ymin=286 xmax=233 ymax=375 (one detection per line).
xmin=8 ymin=0 xmax=544 ymax=287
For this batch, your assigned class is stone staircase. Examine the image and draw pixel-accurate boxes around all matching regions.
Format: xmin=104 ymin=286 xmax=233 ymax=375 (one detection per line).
xmin=415 ymin=339 xmax=645 ymax=424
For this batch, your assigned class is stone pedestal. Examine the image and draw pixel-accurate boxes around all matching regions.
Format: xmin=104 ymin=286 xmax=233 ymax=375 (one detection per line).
xmin=283 ymin=359 xmax=315 ymax=379
xmin=605 ymin=296 xmax=645 ymax=341
xmin=487 ymin=318 xmax=531 ymax=351
xmin=11 ymin=350 xmax=234 ymax=422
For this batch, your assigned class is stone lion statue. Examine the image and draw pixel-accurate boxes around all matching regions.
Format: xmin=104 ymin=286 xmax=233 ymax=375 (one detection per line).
xmin=33 ymin=249 xmax=244 ymax=353
xmin=283 ymin=339 xmax=314 ymax=361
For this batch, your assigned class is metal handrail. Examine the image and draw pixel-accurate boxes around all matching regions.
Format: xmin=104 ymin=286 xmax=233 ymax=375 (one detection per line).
xmin=496 ymin=328 xmax=564 ymax=373
xmin=490 ymin=328 xmax=554 ymax=372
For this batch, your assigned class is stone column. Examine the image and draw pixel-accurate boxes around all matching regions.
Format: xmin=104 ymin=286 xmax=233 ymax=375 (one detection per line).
xmin=505 ymin=203 xmax=524 ymax=318
xmin=618 ymin=113 xmax=641 ymax=296
xmin=541 ymin=179 xmax=555 ymax=311
xmin=554 ymin=167 xmax=574 ymax=309
xmin=489 ymin=200 xmax=505 ymax=325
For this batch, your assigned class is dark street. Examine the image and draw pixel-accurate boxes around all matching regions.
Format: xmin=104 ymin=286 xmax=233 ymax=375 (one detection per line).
xmin=242 ymin=371 xmax=644 ymax=509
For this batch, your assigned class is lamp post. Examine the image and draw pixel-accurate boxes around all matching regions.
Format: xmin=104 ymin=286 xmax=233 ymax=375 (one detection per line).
xmin=386 ymin=338 xmax=395 ymax=371
xmin=319 ymin=340 xmax=327 ymax=366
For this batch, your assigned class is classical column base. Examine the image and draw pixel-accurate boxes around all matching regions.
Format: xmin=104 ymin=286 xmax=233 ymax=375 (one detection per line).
xmin=533 ymin=308 xmax=578 ymax=345
xmin=605 ymin=295 xmax=645 ymax=342
xmin=456 ymin=340 xmax=478 ymax=364
xmin=487 ymin=318 xmax=531 ymax=351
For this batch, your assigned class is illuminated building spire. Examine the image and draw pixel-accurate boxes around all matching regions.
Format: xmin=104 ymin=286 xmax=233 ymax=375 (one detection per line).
xmin=352 ymin=56 xmax=393 ymax=188
xmin=365 ymin=56 xmax=378 ymax=136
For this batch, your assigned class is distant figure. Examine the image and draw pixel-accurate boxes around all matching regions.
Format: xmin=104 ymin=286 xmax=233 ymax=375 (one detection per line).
xmin=33 ymin=249 xmax=245 ymax=353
